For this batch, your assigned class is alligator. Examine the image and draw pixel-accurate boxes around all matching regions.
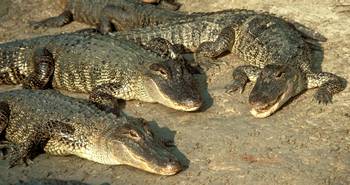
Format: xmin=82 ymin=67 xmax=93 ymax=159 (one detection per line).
xmin=31 ymin=0 xmax=185 ymax=33
xmin=113 ymin=9 xmax=346 ymax=117
xmin=0 ymin=32 xmax=202 ymax=112
xmin=0 ymin=89 xmax=183 ymax=175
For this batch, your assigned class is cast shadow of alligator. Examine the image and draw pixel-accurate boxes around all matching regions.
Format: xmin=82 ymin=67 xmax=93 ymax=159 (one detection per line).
xmin=14 ymin=179 xmax=101 ymax=185
xmin=146 ymin=120 xmax=190 ymax=168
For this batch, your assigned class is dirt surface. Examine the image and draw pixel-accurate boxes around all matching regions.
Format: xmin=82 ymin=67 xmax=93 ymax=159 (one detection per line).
xmin=0 ymin=0 xmax=349 ymax=185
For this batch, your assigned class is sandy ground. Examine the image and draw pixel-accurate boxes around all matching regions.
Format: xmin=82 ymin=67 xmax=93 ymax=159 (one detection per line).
xmin=0 ymin=0 xmax=349 ymax=184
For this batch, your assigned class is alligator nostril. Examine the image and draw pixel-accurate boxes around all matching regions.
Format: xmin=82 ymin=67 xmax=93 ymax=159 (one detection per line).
xmin=183 ymin=98 xmax=202 ymax=108
xmin=167 ymin=158 xmax=176 ymax=164
xmin=165 ymin=158 xmax=182 ymax=171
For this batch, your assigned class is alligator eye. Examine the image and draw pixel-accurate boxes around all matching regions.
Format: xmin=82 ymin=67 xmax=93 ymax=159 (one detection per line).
xmin=129 ymin=130 xmax=141 ymax=139
xmin=276 ymin=71 xmax=285 ymax=78
xmin=158 ymin=68 xmax=168 ymax=76
xmin=149 ymin=63 xmax=170 ymax=78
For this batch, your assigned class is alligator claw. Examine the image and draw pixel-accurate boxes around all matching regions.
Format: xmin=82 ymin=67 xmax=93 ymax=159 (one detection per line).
xmin=314 ymin=89 xmax=333 ymax=104
xmin=0 ymin=141 xmax=16 ymax=159
xmin=0 ymin=141 xmax=10 ymax=159
xmin=29 ymin=21 xmax=46 ymax=30
xmin=8 ymin=144 xmax=33 ymax=168
xmin=9 ymin=154 xmax=32 ymax=168
xmin=196 ymin=42 xmax=219 ymax=58
xmin=195 ymin=54 xmax=222 ymax=71
xmin=225 ymin=82 xmax=245 ymax=94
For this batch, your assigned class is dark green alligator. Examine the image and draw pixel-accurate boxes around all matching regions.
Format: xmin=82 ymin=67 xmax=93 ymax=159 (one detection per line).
xmin=0 ymin=32 xmax=202 ymax=112
xmin=113 ymin=9 xmax=346 ymax=117
xmin=31 ymin=0 xmax=185 ymax=33
xmin=0 ymin=89 xmax=182 ymax=175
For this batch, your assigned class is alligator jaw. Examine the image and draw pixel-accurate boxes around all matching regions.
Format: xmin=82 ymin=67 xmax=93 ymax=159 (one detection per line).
xmin=147 ymin=79 xmax=202 ymax=111
xmin=123 ymin=142 xmax=183 ymax=176
xmin=250 ymin=91 xmax=286 ymax=118
xmin=158 ymin=162 xmax=183 ymax=176
xmin=250 ymin=84 xmax=294 ymax=118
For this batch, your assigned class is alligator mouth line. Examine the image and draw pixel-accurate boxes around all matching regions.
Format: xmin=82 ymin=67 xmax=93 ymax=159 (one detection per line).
xmin=151 ymin=81 xmax=201 ymax=111
xmin=158 ymin=92 xmax=201 ymax=112
xmin=126 ymin=145 xmax=181 ymax=176
xmin=250 ymin=88 xmax=290 ymax=118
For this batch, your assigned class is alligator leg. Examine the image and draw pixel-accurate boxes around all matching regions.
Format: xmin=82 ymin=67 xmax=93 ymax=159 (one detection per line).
xmin=142 ymin=0 xmax=181 ymax=11
xmin=31 ymin=11 xmax=73 ymax=29
xmin=142 ymin=37 xmax=187 ymax=59
xmin=8 ymin=142 xmax=34 ymax=167
xmin=0 ymin=141 xmax=14 ymax=160
xmin=43 ymin=121 xmax=76 ymax=156
xmin=89 ymin=83 xmax=124 ymax=115
xmin=0 ymin=101 xmax=10 ymax=159
xmin=157 ymin=0 xmax=181 ymax=11
xmin=226 ymin=65 xmax=261 ymax=94
xmin=306 ymin=72 xmax=347 ymax=104
xmin=98 ymin=5 xmax=139 ymax=34
xmin=8 ymin=120 xmax=74 ymax=167
xmin=0 ymin=101 xmax=10 ymax=134
xmin=141 ymin=38 xmax=202 ymax=74
xmin=7 ymin=125 xmax=39 ymax=167
xmin=196 ymin=24 xmax=236 ymax=58
xmin=22 ymin=48 xmax=55 ymax=89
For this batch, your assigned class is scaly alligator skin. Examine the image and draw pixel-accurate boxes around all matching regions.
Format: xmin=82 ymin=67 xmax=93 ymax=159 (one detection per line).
xmin=0 ymin=89 xmax=182 ymax=175
xmin=114 ymin=9 xmax=346 ymax=117
xmin=0 ymin=32 xmax=202 ymax=112
xmin=31 ymin=0 xmax=185 ymax=33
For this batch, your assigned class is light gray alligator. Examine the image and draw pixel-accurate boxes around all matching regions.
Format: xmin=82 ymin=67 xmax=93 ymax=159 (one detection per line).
xmin=31 ymin=0 xmax=184 ymax=33
xmin=0 ymin=32 xmax=202 ymax=112
xmin=0 ymin=89 xmax=183 ymax=175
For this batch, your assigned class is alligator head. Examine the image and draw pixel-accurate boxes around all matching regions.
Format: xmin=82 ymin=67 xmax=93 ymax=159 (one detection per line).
xmin=249 ymin=64 xmax=306 ymax=118
xmin=95 ymin=117 xmax=182 ymax=175
xmin=141 ymin=59 xmax=202 ymax=111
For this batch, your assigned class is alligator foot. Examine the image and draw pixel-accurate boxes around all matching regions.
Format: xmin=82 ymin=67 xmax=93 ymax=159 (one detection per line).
xmin=158 ymin=0 xmax=182 ymax=11
xmin=8 ymin=142 xmax=33 ymax=168
xmin=142 ymin=0 xmax=181 ymax=10
xmin=0 ymin=141 xmax=17 ymax=160
xmin=314 ymin=88 xmax=332 ymax=104
xmin=22 ymin=48 xmax=55 ymax=89
xmin=142 ymin=37 xmax=187 ymax=59
xmin=90 ymin=84 xmax=122 ymax=116
xmin=196 ymin=24 xmax=236 ymax=58
xmin=307 ymin=72 xmax=347 ymax=104
xmin=99 ymin=4 xmax=148 ymax=34
xmin=194 ymin=54 xmax=222 ymax=71
xmin=225 ymin=65 xmax=261 ymax=94
xmin=0 ymin=101 xmax=10 ymax=133
xmin=30 ymin=11 xmax=73 ymax=30
xmin=89 ymin=98 xmax=120 ymax=116
xmin=225 ymin=82 xmax=246 ymax=94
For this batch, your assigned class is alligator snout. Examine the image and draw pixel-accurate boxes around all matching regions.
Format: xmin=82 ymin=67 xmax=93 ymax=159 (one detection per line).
xmin=249 ymin=92 xmax=270 ymax=108
xmin=181 ymin=98 xmax=203 ymax=110
xmin=160 ymin=158 xmax=183 ymax=175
